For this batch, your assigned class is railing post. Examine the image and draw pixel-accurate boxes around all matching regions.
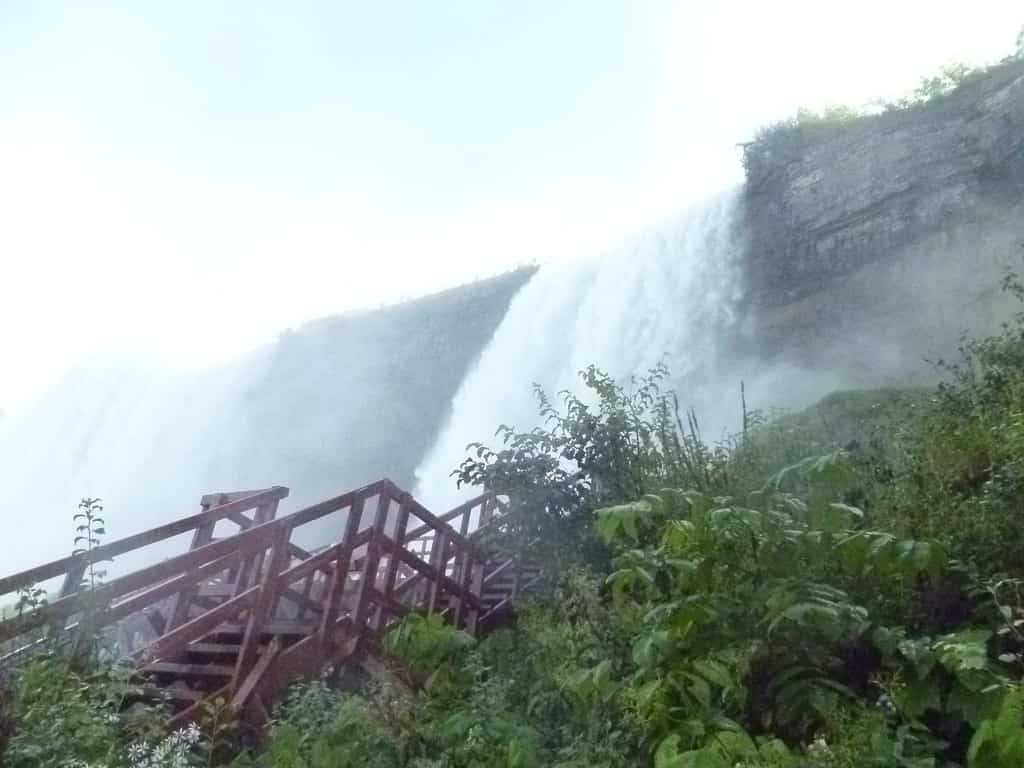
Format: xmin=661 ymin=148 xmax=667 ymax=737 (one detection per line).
xmin=230 ymin=500 xmax=280 ymax=591
xmin=317 ymin=496 xmax=365 ymax=655
xmin=166 ymin=497 xmax=220 ymax=631
xmin=59 ymin=564 xmax=87 ymax=598
xmin=465 ymin=496 xmax=495 ymax=635
xmin=231 ymin=523 xmax=290 ymax=695
xmin=425 ymin=531 xmax=449 ymax=615
xmin=353 ymin=492 xmax=390 ymax=633
xmin=374 ymin=494 xmax=411 ymax=628
xmin=448 ymin=507 xmax=474 ymax=628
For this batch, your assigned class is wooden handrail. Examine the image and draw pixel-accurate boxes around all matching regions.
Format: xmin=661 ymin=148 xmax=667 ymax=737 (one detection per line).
xmin=277 ymin=528 xmax=372 ymax=587
xmin=0 ymin=483 xmax=388 ymax=649
xmin=375 ymin=535 xmax=484 ymax=612
xmin=404 ymin=492 xmax=490 ymax=541
xmin=0 ymin=477 xmax=538 ymax=733
xmin=0 ymin=487 xmax=289 ymax=598
xmin=0 ymin=522 xmax=274 ymax=644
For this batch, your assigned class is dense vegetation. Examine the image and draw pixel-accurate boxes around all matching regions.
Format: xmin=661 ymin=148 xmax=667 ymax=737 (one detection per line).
xmin=6 ymin=275 xmax=1024 ymax=766
xmin=742 ymin=34 xmax=1024 ymax=181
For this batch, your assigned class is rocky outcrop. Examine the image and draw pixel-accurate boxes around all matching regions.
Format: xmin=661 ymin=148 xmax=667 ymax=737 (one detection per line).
xmin=742 ymin=59 xmax=1024 ymax=381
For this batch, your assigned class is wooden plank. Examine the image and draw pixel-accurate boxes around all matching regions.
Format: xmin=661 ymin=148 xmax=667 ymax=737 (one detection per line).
xmin=134 ymin=586 xmax=259 ymax=664
xmin=382 ymin=497 xmax=412 ymax=599
xmin=318 ymin=497 xmax=365 ymax=652
xmin=277 ymin=585 xmax=326 ymax=618
xmin=482 ymin=557 xmax=514 ymax=586
xmin=104 ymin=550 xmax=242 ymax=625
xmin=0 ymin=518 xmax=277 ymax=646
xmin=426 ymin=532 xmax=448 ymax=615
xmin=2 ymin=478 xmax=539 ymax=739
xmin=365 ymin=586 xmax=411 ymax=625
xmin=375 ymin=495 xmax=411 ymax=628
xmin=201 ymin=620 xmax=317 ymax=637
xmin=464 ymin=501 xmax=494 ymax=635
xmin=232 ymin=637 xmax=281 ymax=712
xmin=225 ymin=510 xmax=256 ymax=529
xmin=139 ymin=685 xmax=205 ymax=704
xmin=142 ymin=661 xmax=235 ymax=678
xmin=236 ymin=500 xmax=280 ymax=597
xmin=1 ymin=495 xmax=466 ymax=650
xmin=285 ymin=480 xmax=387 ymax=529
xmin=232 ymin=524 xmax=292 ymax=693
xmin=185 ymin=642 xmax=246 ymax=656
xmin=404 ymin=493 xmax=491 ymax=540
xmin=278 ymin=528 xmax=371 ymax=586
xmin=166 ymin=503 xmax=218 ymax=630
xmin=353 ymin=493 xmax=391 ymax=631
xmin=479 ymin=568 xmax=543 ymax=626
xmin=0 ymin=486 xmax=289 ymax=598
xmin=378 ymin=536 xmax=485 ymax=613
xmin=448 ymin=512 xmax=473 ymax=628
xmin=250 ymin=616 xmax=356 ymax=711
xmin=288 ymin=543 xmax=314 ymax=560
xmin=58 ymin=564 xmax=87 ymax=598
xmin=201 ymin=488 xmax=279 ymax=507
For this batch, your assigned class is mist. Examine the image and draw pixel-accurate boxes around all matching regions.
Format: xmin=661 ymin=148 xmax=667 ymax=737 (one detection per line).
xmin=2 ymin=3 xmax=1022 ymax=575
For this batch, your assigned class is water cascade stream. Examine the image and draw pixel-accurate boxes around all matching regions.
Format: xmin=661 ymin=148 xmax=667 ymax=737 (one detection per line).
xmin=414 ymin=190 xmax=747 ymax=509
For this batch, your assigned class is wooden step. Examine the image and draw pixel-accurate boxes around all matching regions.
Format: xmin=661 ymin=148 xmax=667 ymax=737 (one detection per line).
xmin=138 ymin=684 xmax=205 ymax=704
xmin=184 ymin=641 xmax=254 ymax=657
xmin=197 ymin=583 xmax=238 ymax=598
xmin=204 ymin=620 xmax=317 ymax=639
xmin=142 ymin=661 xmax=235 ymax=679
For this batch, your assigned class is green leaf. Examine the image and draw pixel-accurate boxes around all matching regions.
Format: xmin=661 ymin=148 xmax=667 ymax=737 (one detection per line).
xmin=691 ymin=659 xmax=735 ymax=693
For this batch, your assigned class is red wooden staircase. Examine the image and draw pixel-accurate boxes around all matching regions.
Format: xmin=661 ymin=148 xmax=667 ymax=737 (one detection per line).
xmin=0 ymin=480 xmax=540 ymax=729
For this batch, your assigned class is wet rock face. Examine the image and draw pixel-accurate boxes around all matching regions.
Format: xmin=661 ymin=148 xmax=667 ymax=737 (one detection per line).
xmin=744 ymin=60 xmax=1024 ymax=306
xmin=740 ymin=59 xmax=1024 ymax=378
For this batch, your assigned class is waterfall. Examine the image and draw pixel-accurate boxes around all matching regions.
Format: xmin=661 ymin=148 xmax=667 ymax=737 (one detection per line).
xmin=414 ymin=189 xmax=746 ymax=510
xmin=0 ymin=351 xmax=268 ymax=577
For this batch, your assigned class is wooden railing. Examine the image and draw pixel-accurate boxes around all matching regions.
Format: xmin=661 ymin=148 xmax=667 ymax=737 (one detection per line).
xmin=0 ymin=480 xmax=539 ymax=729
xmin=0 ymin=486 xmax=290 ymax=662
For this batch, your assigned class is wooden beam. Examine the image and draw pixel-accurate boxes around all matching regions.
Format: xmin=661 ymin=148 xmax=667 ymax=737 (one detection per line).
xmin=382 ymin=496 xmax=412 ymax=600
xmin=0 ymin=487 xmax=289 ymax=598
xmin=353 ymin=493 xmax=391 ymax=632
xmin=232 ymin=637 xmax=281 ymax=712
xmin=426 ymin=532 xmax=448 ymax=615
xmin=482 ymin=557 xmax=515 ymax=586
xmin=232 ymin=524 xmax=292 ymax=693
xmin=166 ymin=499 xmax=219 ymax=631
xmin=465 ymin=497 xmax=494 ymax=635
xmin=134 ymin=586 xmax=259 ymax=663
xmin=318 ymin=498 xmax=365 ymax=653
xmin=448 ymin=507 xmax=474 ymax=629
xmin=104 ymin=550 xmax=242 ymax=626
xmin=404 ymin=492 xmax=491 ymax=541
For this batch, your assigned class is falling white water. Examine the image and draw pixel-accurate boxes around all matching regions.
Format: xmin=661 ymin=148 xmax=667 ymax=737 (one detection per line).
xmin=0 ymin=350 xmax=272 ymax=577
xmin=414 ymin=190 xmax=746 ymax=510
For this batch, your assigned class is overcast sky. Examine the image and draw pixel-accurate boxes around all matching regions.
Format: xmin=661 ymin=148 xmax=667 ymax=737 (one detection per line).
xmin=0 ymin=1 xmax=1021 ymax=407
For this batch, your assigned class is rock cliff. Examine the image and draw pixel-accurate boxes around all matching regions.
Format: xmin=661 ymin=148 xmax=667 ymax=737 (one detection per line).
xmin=741 ymin=58 xmax=1024 ymax=382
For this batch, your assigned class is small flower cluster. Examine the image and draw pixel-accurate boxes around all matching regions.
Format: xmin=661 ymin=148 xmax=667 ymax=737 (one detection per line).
xmin=806 ymin=736 xmax=831 ymax=758
xmin=66 ymin=723 xmax=202 ymax=768
xmin=126 ymin=723 xmax=202 ymax=768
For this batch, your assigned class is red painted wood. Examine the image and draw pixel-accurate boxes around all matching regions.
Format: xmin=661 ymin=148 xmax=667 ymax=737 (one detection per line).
xmin=0 ymin=479 xmax=536 ymax=730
